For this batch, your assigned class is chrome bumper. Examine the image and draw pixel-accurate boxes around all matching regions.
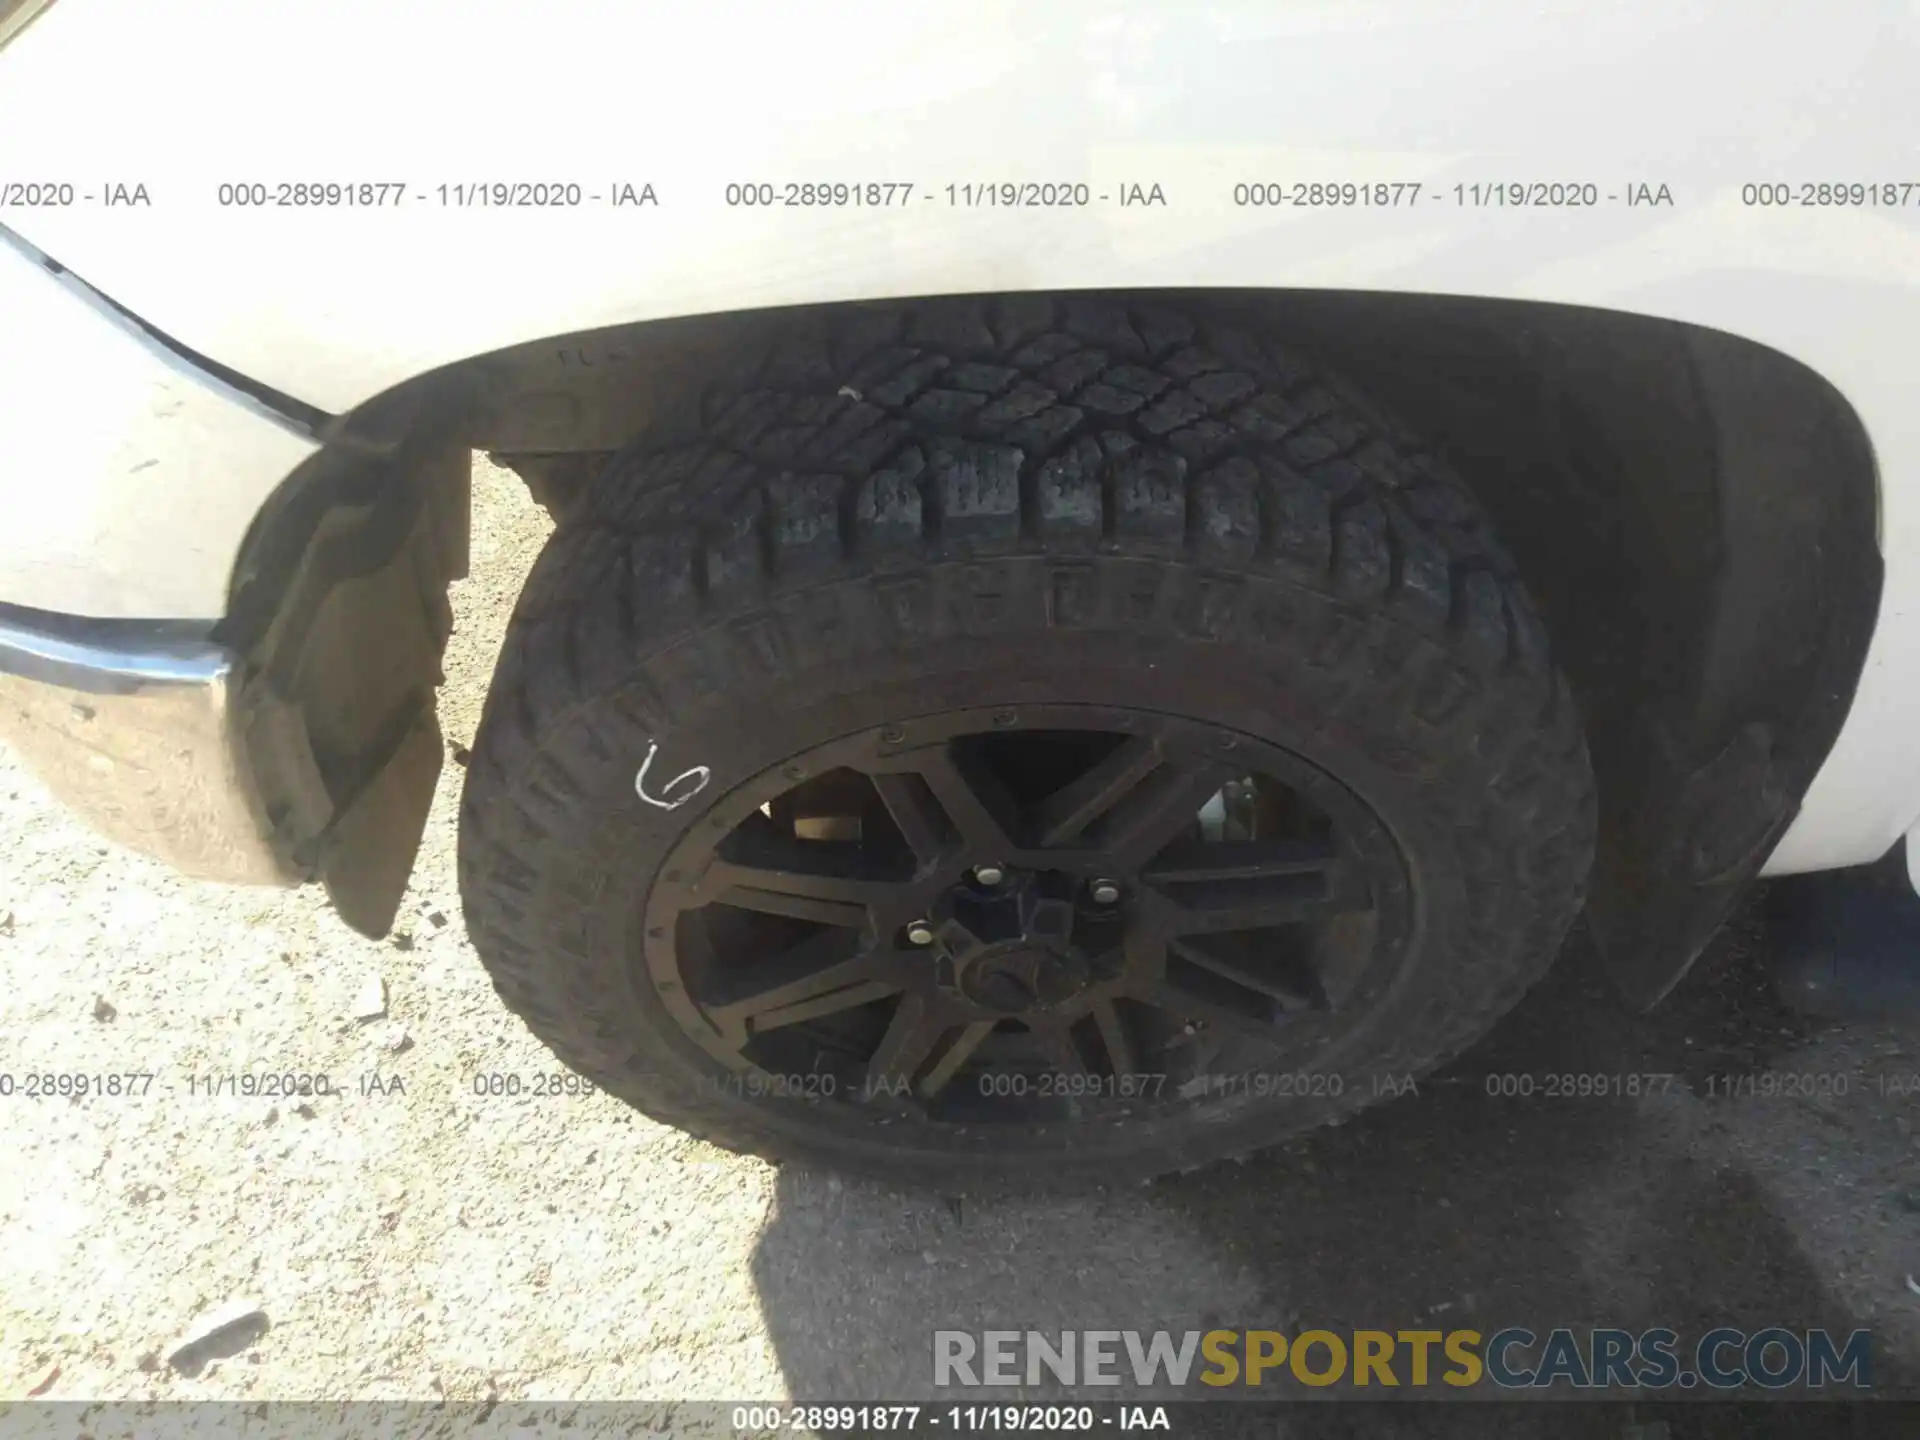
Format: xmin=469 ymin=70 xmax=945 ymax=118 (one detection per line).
xmin=0 ymin=604 xmax=294 ymax=884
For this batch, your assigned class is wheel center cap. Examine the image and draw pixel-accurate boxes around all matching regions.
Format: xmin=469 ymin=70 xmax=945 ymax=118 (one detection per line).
xmin=959 ymin=945 xmax=1091 ymax=1012
xmin=932 ymin=869 xmax=1098 ymax=1014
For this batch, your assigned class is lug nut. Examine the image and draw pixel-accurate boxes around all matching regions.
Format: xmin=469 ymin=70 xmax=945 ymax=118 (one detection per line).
xmin=1089 ymin=879 xmax=1123 ymax=906
xmin=906 ymin=920 xmax=936 ymax=946
xmin=972 ymin=864 xmax=1006 ymax=887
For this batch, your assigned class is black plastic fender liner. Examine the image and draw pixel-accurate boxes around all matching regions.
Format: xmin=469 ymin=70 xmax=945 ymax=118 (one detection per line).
xmin=1224 ymin=292 xmax=1883 ymax=1010
xmin=1582 ymin=328 xmax=1881 ymax=1007
xmin=229 ymin=435 xmax=471 ymax=936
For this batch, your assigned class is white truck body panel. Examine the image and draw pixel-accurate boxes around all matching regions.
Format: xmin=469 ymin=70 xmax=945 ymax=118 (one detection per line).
xmin=0 ymin=237 xmax=318 ymax=617
xmin=0 ymin=0 xmax=1915 ymax=873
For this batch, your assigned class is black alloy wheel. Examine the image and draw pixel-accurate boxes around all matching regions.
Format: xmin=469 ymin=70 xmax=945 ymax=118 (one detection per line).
xmin=647 ymin=706 xmax=1412 ymax=1124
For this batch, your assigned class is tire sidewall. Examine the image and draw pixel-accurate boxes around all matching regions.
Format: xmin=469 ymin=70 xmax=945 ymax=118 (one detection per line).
xmin=465 ymin=560 xmax=1568 ymax=1184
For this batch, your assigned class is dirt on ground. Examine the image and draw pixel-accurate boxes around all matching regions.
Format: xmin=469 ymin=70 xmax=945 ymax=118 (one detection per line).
xmin=2 ymin=458 xmax=1918 ymax=1436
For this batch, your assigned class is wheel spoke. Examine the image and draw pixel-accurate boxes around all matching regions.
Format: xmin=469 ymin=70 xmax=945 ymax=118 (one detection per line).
xmin=918 ymin=1021 xmax=997 ymax=1100
xmin=865 ymin=994 xmax=996 ymax=1102
xmin=1148 ymin=975 xmax=1285 ymax=1042
xmin=1160 ymin=869 xmax=1361 ymax=935
xmin=865 ymin=993 xmax=939 ymax=1091
xmin=1037 ymin=1022 xmax=1090 ymax=1078
xmin=870 ymin=771 xmax=953 ymax=869
xmin=1100 ymin=760 xmax=1241 ymax=867
xmin=706 ymin=934 xmax=906 ymax=1037
xmin=1088 ymin=997 xmax=1139 ymax=1077
xmin=1169 ymin=937 xmax=1325 ymax=1012
xmin=1027 ymin=1024 xmax=1090 ymax=1121
xmin=908 ymin=745 xmax=1021 ymax=857
xmin=1115 ymin=930 xmax=1172 ymax=991
xmin=1034 ymin=738 xmax=1164 ymax=846
xmin=1144 ymin=836 xmax=1339 ymax=884
xmin=702 ymin=870 xmax=882 ymax=927
xmin=703 ymin=820 xmax=910 ymax=928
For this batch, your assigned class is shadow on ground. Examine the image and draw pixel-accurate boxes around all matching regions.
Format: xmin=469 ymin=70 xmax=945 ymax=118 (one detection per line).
xmin=748 ymin=894 xmax=1920 ymax=1436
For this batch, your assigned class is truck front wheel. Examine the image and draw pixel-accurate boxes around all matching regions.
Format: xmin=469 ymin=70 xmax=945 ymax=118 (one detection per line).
xmin=457 ymin=296 xmax=1595 ymax=1188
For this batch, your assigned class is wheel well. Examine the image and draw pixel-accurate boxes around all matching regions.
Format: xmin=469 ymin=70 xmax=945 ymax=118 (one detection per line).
xmin=230 ymin=290 xmax=1881 ymax=1000
xmin=1238 ymin=292 xmax=1880 ymax=1005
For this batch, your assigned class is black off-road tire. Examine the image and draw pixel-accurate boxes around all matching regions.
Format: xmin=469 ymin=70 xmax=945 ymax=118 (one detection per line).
xmin=457 ymin=295 xmax=1596 ymax=1189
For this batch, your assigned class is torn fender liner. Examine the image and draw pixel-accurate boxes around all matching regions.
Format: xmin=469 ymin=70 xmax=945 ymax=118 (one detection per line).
xmin=322 ymin=711 xmax=445 ymax=935
xmin=236 ymin=440 xmax=470 ymax=936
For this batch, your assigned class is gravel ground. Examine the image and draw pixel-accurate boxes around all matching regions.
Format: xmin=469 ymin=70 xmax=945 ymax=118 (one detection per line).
xmin=3 ymin=457 xmax=1919 ymax=1431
